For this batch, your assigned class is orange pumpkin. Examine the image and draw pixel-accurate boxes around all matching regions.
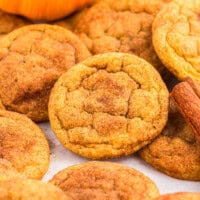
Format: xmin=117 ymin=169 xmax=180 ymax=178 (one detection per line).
xmin=0 ymin=0 xmax=93 ymax=21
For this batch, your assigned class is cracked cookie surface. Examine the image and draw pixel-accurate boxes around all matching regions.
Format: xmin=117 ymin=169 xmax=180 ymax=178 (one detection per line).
xmin=50 ymin=161 xmax=160 ymax=200
xmin=0 ymin=178 xmax=71 ymax=200
xmin=153 ymin=0 xmax=200 ymax=82
xmin=0 ymin=10 xmax=30 ymax=37
xmin=0 ymin=110 xmax=50 ymax=180
xmin=74 ymin=0 xmax=171 ymax=77
xmin=49 ymin=53 xmax=169 ymax=159
xmin=139 ymin=100 xmax=200 ymax=180
xmin=0 ymin=24 xmax=90 ymax=121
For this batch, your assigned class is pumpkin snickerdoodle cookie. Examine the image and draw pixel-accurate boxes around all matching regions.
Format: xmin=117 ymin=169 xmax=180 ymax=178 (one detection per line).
xmin=0 ymin=10 xmax=30 ymax=37
xmin=0 ymin=110 xmax=50 ymax=180
xmin=153 ymin=0 xmax=200 ymax=82
xmin=50 ymin=161 xmax=160 ymax=200
xmin=0 ymin=24 xmax=90 ymax=121
xmin=139 ymin=100 xmax=200 ymax=180
xmin=0 ymin=178 xmax=71 ymax=200
xmin=49 ymin=53 xmax=169 ymax=159
xmin=74 ymin=0 xmax=171 ymax=77
xmin=153 ymin=192 xmax=200 ymax=200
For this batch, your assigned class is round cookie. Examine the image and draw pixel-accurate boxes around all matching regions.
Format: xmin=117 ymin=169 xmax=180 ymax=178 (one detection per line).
xmin=50 ymin=161 xmax=160 ymax=200
xmin=74 ymin=0 xmax=171 ymax=77
xmin=49 ymin=53 xmax=169 ymax=159
xmin=139 ymin=100 xmax=200 ymax=180
xmin=153 ymin=192 xmax=200 ymax=200
xmin=0 ymin=10 xmax=30 ymax=37
xmin=153 ymin=0 xmax=200 ymax=82
xmin=0 ymin=110 xmax=50 ymax=180
xmin=0 ymin=24 xmax=91 ymax=121
xmin=0 ymin=178 xmax=71 ymax=200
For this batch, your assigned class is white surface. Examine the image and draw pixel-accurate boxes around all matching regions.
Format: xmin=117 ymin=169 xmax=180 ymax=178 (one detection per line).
xmin=39 ymin=122 xmax=200 ymax=195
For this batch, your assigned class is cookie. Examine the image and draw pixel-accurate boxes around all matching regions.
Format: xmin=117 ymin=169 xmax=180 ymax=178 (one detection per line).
xmin=0 ymin=24 xmax=91 ymax=121
xmin=49 ymin=53 xmax=169 ymax=159
xmin=0 ymin=159 xmax=25 ymax=182
xmin=50 ymin=161 xmax=160 ymax=200
xmin=0 ymin=110 xmax=50 ymax=179
xmin=0 ymin=10 xmax=30 ymax=37
xmin=139 ymin=100 xmax=200 ymax=180
xmin=0 ymin=178 xmax=71 ymax=200
xmin=53 ymin=8 xmax=89 ymax=31
xmin=53 ymin=0 xmax=101 ymax=30
xmin=153 ymin=192 xmax=200 ymax=200
xmin=74 ymin=0 xmax=171 ymax=77
xmin=153 ymin=0 xmax=200 ymax=82
xmin=171 ymin=77 xmax=200 ymax=143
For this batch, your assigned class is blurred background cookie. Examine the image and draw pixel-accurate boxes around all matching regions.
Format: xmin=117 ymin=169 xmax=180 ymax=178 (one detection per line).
xmin=0 ymin=178 xmax=71 ymax=200
xmin=52 ymin=0 xmax=100 ymax=30
xmin=0 ymin=24 xmax=90 ymax=121
xmin=73 ymin=0 xmax=172 ymax=79
xmin=153 ymin=0 xmax=200 ymax=83
xmin=139 ymin=99 xmax=200 ymax=180
xmin=53 ymin=8 xmax=89 ymax=31
xmin=49 ymin=53 xmax=169 ymax=159
xmin=0 ymin=9 xmax=30 ymax=38
xmin=0 ymin=110 xmax=50 ymax=180
xmin=50 ymin=161 xmax=160 ymax=200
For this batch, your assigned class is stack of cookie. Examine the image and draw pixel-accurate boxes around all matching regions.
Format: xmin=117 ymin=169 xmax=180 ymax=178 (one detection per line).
xmin=0 ymin=0 xmax=200 ymax=199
